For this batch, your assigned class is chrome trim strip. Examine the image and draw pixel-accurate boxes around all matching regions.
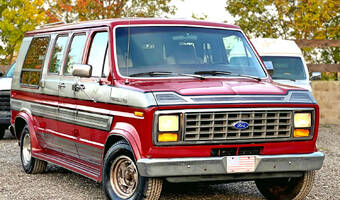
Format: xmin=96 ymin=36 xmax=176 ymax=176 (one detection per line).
xmin=155 ymin=107 xmax=314 ymax=115
xmin=47 ymin=129 xmax=77 ymax=140
xmin=153 ymin=91 xmax=317 ymax=105
xmin=79 ymin=138 xmax=104 ymax=147
xmin=137 ymin=152 xmax=325 ymax=177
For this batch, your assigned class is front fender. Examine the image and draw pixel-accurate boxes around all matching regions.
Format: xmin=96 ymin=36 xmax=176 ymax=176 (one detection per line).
xmin=15 ymin=112 xmax=43 ymax=154
xmin=107 ymin=122 xmax=142 ymax=160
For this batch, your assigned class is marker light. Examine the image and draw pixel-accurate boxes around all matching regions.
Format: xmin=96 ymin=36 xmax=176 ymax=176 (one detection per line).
xmin=158 ymin=133 xmax=179 ymax=142
xmin=294 ymin=129 xmax=310 ymax=137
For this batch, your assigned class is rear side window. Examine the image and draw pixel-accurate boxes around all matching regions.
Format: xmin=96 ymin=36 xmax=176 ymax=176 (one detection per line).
xmin=87 ymin=32 xmax=109 ymax=77
xmin=21 ymin=37 xmax=50 ymax=86
xmin=64 ymin=34 xmax=86 ymax=75
xmin=49 ymin=35 xmax=68 ymax=74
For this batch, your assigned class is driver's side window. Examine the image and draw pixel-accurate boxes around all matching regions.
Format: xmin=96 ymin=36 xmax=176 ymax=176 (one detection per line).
xmin=64 ymin=33 xmax=86 ymax=75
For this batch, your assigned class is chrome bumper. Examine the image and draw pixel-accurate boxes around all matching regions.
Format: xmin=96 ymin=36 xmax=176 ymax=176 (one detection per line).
xmin=137 ymin=152 xmax=324 ymax=177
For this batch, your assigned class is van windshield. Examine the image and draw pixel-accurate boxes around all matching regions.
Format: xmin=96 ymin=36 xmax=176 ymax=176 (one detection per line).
xmin=261 ymin=56 xmax=307 ymax=80
xmin=115 ymin=26 xmax=266 ymax=78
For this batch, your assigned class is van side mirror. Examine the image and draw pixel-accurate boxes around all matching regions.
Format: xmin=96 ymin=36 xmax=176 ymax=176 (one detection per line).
xmin=310 ymin=72 xmax=321 ymax=80
xmin=263 ymin=61 xmax=274 ymax=76
xmin=0 ymin=72 xmax=3 ymax=77
xmin=72 ymin=64 xmax=92 ymax=78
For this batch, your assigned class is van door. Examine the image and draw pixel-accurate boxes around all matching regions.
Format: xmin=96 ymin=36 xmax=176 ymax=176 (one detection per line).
xmin=41 ymin=34 xmax=69 ymax=152
xmin=57 ymin=32 xmax=87 ymax=158
xmin=74 ymin=30 xmax=112 ymax=166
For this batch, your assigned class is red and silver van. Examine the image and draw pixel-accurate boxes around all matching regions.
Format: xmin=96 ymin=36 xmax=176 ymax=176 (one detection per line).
xmin=11 ymin=19 xmax=324 ymax=200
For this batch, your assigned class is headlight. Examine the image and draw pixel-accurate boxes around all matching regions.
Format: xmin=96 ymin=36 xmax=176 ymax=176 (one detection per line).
xmin=158 ymin=115 xmax=179 ymax=142
xmin=158 ymin=115 xmax=179 ymax=132
xmin=293 ymin=112 xmax=312 ymax=138
xmin=294 ymin=113 xmax=311 ymax=128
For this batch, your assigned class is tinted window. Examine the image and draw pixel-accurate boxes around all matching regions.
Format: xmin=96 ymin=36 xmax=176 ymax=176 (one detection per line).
xmin=64 ymin=34 xmax=86 ymax=75
xmin=116 ymin=26 xmax=266 ymax=78
xmin=49 ymin=35 xmax=68 ymax=74
xmin=21 ymin=37 xmax=50 ymax=86
xmin=87 ymin=32 xmax=108 ymax=77
xmin=261 ymin=56 xmax=307 ymax=80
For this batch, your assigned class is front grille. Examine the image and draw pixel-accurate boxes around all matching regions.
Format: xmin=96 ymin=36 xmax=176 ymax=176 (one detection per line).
xmin=184 ymin=110 xmax=292 ymax=141
xmin=0 ymin=91 xmax=10 ymax=112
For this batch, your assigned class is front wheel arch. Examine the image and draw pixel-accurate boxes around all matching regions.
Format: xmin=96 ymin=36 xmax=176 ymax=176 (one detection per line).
xmin=102 ymin=141 xmax=162 ymax=200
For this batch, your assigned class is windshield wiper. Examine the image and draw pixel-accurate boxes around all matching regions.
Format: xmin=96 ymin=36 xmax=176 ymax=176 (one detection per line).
xmin=194 ymin=70 xmax=232 ymax=76
xmin=194 ymin=70 xmax=262 ymax=81
xmin=129 ymin=71 xmax=205 ymax=79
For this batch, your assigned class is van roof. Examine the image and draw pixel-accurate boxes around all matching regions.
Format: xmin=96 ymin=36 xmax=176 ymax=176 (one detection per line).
xmin=251 ymin=38 xmax=303 ymax=56
xmin=25 ymin=18 xmax=240 ymax=36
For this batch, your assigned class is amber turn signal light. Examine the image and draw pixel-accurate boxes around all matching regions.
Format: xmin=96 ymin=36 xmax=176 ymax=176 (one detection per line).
xmin=158 ymin=133 xmax=178 ymax=142
xmin=293 ymin=129 xmax=310 ymax=137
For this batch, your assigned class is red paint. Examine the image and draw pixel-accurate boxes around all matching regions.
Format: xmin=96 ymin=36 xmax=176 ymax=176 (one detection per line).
xmin=11 ymin=19 xmax=320 ymax=183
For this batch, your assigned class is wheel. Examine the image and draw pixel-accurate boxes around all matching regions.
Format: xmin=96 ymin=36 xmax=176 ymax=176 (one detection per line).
xmin=255 ymin=171 xmax=315 ymax=200
xmin=20 ymin=125 xmax=47 ymax=174
xmin=102 ymin=141 xmax=163 ymax=200
xmin=0 ymin=127 xmax=5 ymax=139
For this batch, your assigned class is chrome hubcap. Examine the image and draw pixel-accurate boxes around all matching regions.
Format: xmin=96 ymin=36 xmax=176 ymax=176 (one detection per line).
xmin=22 ymin=133 xmax=31 ymax=166
xmin=110 ymin=155 xmax=138 ymax=199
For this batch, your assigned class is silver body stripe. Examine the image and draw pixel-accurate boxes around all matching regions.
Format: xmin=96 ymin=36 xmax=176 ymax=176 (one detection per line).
xmin=11 ymin=99 xmax=114 ymax=131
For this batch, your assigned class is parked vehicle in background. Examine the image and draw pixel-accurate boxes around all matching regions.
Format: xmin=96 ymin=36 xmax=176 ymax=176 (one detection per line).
xmin=251 ymin=38 xmax=317 ymax=91
xmin=11 ymin=19 xmax=324 ymax=200
xmin=0 ymin=62 xmax=15 ymax=139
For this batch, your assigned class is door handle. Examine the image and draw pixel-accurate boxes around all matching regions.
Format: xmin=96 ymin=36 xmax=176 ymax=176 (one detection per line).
xmin=58 ymin=82 xmax=66 ymax=88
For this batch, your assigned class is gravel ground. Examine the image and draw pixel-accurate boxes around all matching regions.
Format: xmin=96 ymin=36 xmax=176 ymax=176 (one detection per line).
xmin=0 ymin=125 xmax=339 ymax=200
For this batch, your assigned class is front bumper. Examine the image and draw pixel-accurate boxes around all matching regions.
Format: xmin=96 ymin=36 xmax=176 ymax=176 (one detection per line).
xmin=137 ymin=152 xmax=324 ymax=177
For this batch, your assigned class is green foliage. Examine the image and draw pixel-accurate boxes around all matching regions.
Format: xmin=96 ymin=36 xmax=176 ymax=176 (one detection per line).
xmin=47 ymin=0 xmax=177 ymax=22
xmin=0 ymin=0 xmax=47 ymax=64
xmin=225 ymin=0 xmax=340 ymax=78
xmin=226 ymin=0 xmax=339 ymax=40
xmin=192 ymin=13 xmax=208 ymax=20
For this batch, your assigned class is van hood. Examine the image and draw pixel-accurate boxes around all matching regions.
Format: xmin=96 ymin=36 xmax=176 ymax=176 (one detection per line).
xmin=0 ymin=78 xmax=12 ymax=91
xmin=113 ymin=78 xmax=316 ymax=107
xmin=123 ymin=78 xmax=301 ymax=96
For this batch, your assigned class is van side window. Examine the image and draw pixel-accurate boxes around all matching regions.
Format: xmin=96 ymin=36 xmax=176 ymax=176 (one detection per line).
xmin=87 ymin=32 xmax=109 ymax=77
xmin=64 ymin=34 xmax=86 ymax=75
xmin=21 ymin=37 xmax=50 ymax=86
xmin=49 ymin=35 xmax=68 ymax=74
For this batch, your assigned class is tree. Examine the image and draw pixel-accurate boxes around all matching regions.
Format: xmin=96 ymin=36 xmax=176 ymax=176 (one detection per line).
xmin=47 ymin=0 xmax=177 ymax=22
xmin=0 ymin=0 xmax=47 ymax=64
xmin=225 ymin=0 xmax=339 ymax=40
xmin=225 ymin=0 xmax=339 ymax=76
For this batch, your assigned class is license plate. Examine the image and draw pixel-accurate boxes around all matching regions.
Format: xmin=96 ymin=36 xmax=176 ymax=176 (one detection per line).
xmin=226 ymin=156 xmax=255 ymax=173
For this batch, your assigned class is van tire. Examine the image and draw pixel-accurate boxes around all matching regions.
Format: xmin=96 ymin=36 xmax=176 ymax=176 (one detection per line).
xmin=20 ymin=125 xmax=47 ymax=174
xmin=255 ymin=171 xmax=315 ymax=200
xmin=103 ymin=141 xmax=163 ymax=200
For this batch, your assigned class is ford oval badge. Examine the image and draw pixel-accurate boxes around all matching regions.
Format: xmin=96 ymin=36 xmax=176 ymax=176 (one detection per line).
xmin=232 ymin=121 xmax=249 ymax=129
